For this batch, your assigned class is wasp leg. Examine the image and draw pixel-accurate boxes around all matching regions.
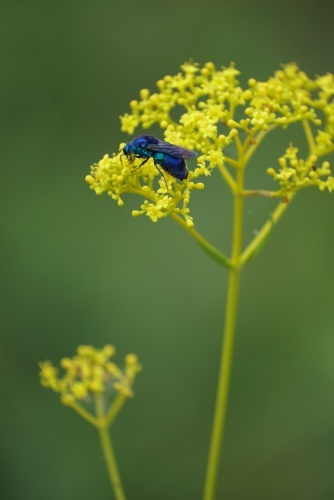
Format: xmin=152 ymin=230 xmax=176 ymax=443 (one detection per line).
xmin=131 ymin=157 xmax=150 ymax=172
xmin=131 ymin=157 xmax=169 ymax=191
xmin=154 ymin=163 xmax=168 ymax=190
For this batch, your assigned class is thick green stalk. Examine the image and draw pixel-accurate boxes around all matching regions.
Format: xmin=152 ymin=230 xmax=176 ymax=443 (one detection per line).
xmin=203 ymin=169 xmax=244 ymax=500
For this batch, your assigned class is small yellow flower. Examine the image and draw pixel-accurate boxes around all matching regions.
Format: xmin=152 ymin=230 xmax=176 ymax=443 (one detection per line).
xmin=39 ymin=361 xmax=59 ymax=391
xmin=268 ymin=145 xmax=333 ymax=195
xmin=39 ymin=345 xmax=141 ymax=405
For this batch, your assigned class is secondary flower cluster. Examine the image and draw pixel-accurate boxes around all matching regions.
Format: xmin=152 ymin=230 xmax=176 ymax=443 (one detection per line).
xmin=39 ymin=344 xmax=141 ymax=405
xmin=86 ymin=62 xmax=334 ymax=225
xmin=268 ymin=145 xmax=334 ymax=194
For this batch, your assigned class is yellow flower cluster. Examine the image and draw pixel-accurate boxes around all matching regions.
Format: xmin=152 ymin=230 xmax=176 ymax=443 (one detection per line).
xmin=86 ymin=62 xmax=334 ymax=224
xmin=39 ymin=345 xmax=141 ymax=405
xmin=86 ymin=152 xmax=206 ymax=228
xmin=268 ymin=145 xmax=334 ymax=194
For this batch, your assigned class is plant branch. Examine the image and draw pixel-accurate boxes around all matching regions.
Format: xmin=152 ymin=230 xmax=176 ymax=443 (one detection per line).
xmin=70 ymin=402 xmax=98 ymax=427
xmin=240 ymin=193 xmax=295 ymax=265
xmin=105 ymin=393 xmax=128 ymax=427
xmin=95 ymin=393 xmax=126 ymax=500
xmin=171 ymin=213 xmax=232 ymax=269
xmin=217 ymin=161 xmax=237 ymax=192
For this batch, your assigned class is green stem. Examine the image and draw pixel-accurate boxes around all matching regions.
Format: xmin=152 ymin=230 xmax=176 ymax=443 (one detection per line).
xmin=302 ymin=120 xmax=334 ymax=157
xmin=70 ymin=401 xmax=98 ymax=427
xmin=105 ymin=393 xmax=128 ymax=427
xmin=302 ymin=119 xmax=316 ymax=152
xmin=224 ymin=156 xmax=239 ymax=169
xmin=203 ymin=168 xmax=244 ymax=500
xmin=170 ymin=213 xmax=232 ymax=269
xmin=241 ymin=189 xmax=275 ymax=198
xmin=95 ymin=394 xmax=126 ymax=500
xmin=217 ymin=161 xmax=237 ymax=192
xmin=240 ymin=193 xmax=295 ymax=265
xmin=243 ymin=130 xmax=268 ymax=163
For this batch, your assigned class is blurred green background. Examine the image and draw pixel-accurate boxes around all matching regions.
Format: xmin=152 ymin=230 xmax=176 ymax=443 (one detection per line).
xmin=2 ymin=0 xmax=334 ymax=499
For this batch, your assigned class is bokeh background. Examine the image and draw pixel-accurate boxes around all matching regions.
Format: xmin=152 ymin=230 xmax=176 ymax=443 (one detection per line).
xmin=2 ymin=0 xmax=334 ymax=499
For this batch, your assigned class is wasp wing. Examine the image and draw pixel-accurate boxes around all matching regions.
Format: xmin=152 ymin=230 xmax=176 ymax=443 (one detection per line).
xmin=146 ymin=139 xmax=198 ymax=159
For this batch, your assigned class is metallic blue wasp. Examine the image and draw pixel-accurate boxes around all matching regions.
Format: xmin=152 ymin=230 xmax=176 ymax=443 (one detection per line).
xmin=121 ymin=135 xmax=198 ymax=187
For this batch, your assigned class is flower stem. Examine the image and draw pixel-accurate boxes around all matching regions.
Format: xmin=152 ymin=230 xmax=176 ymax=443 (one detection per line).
xmin=203 ymin=168 xmax=244 ymax=500
xmin=97 ymin=425 xmax=126 ymax=500
xmin=302 ymin=119 xmax=316 ymax=152
xmin=240 ymin=193 xmax=294 ymax=265
xmin=95 ymin=393 xmax=126 ymax=500
xmin=171 ymin=213 xmax=232 ymax=268
xmin=105 ymin=393 xmax=128 ymax=427
xmin=70 ymin=401 xmax=99 ymax=426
